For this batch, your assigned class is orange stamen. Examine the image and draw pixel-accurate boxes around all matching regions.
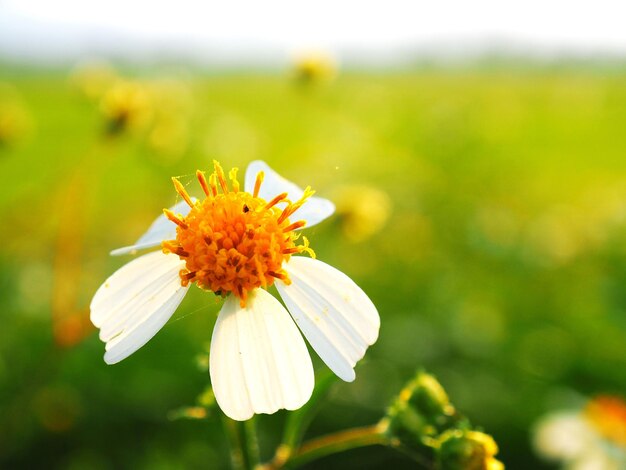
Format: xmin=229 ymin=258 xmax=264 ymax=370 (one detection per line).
xmin=283 ymin=220 xmax=306 ymax=232
xmin=208 ymin=173 xmax=218 ymax=196
xmin=253 ymin=171 xmax=264 ymax=198
xmin=213 ymin=160 xmax=229 ymax=193
xmin=196 ymin=171 xmax=211 ymax=197
xmin=174 ymin=247 xmax=189 ymax=257
xmin=172 ymin=177 xmax=195 ymax=208
xmin=161 ymin=161 xmax=316 ymax=306
xmin=180 ymin=270 xmax=196 ymax=287
xmin=161 ymin=240 xmax=190 ymax=257
xmin=278 ymin=187 xmax=315 ymax=224
xmin=163 ymin=209 xmax=188 ymax=229
xmin=229 ymin=168 xmax=240 ymax=192
xmin=265 ymin=192 xmax=288 ymax=210
xmin=268 ymin=270 xmax=288 ymax=281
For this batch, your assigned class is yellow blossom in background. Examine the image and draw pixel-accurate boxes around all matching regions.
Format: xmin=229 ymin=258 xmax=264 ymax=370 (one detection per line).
xmin=0 ymin=84 xmax=32 ymax=148
xmin=0 ymin=103 xmax=30 ymax=148
xmin=148 ymin=117 xmax=189 ymax=160
xmin=100 ymin=79 xmax=152 ymax=136
xmin=533 ymin=395 xmax=626 ymax=469
xmin=69 ymin=60 xmax=118 ymax=102
xmin=81 ymin=70 xmax=194 ymax=155
xmin=332 ymin=184 xmax=392 ymax=242
xmin=292 ymin=51 xmax=337 ymax=85
xmin=203 ymin=113 xmax=262 ymax=164
xmin=167 ymin=406 xmax=208 ymax=421
xmin=521 ymin=180 xmax=626 ymax=267
xmin=33 ymin=385 xmax=82 ymax=433
xmin=145 ymin=79 xmax=193 ymax=162
xmin=585 ymin=395 xmax=626 ymax=449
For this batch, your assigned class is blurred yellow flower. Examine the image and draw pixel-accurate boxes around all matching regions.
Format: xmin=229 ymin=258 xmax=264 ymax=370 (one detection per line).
xmin=0 ymin=84 xmax=31 ymax=148
xmin=148 ymin=117 xmax=189 ymax=160
xmin=145 ymin=79 xmax=193 ymax=161
xmin=34 ymin=385 xmax=82 ymax=433
xmin=533 ymin=395 xmax=626 ymax=469
xmin=293 ymin=51 xmax=337 ymax=84
xmin=167 ymin=406 xmax=208 ymax=421
xmin=100 ymin=79 xmax=152 ymax=136
xmin=92 ymin=74 xmax=194 ymax=156
xmin=585 ymin=396 xmax=626 ymax=449
xmin=0 ymin=105 xmax=29 ymax=148
xmin=522 ymin=180 xmax=626 ymax=267
xmin=69 ymin=60 xmax=118 ymax=101
xmin=333 ymin=184 xmax=391 ymax=242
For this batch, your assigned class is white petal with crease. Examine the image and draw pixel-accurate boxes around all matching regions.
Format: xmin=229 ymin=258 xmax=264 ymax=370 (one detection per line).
xmin=90 ymin=251 xmax=189 ymax=364
xmin=277 ymin=256 xmax=379 ymax=382
xmin=244 ymin=160 xmax=334 ymax=228
xmin=110 ymin=199 xmax=195 ymax=256
xmin=210 ymin=288 xmax=314 ymax=421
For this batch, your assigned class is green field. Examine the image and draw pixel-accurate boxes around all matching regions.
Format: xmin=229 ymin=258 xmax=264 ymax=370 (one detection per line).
xmin=1 ymin=65 xmax=626 ymax=469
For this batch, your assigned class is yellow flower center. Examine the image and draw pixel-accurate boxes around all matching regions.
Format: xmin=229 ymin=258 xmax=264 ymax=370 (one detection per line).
xmin=585 ymin=395 xmax=626 ymax=447
xmin=162 ymin=161 xmax=315 ymax=306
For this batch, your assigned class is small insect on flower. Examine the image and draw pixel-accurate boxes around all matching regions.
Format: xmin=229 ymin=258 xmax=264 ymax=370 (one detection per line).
xmin=91 ymin=160 xmax=380 ymax=421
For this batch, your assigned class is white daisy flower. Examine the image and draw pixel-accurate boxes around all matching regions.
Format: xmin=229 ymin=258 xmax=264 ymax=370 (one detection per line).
xmin=90 ymin=160 xmax=380 ymax=421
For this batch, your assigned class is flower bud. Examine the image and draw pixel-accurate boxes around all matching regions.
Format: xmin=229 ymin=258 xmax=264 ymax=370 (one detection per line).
xmin=437 ymin=430 xmax=504 ymax=470
xmin=384 ymin=372 xmax=457 ymax=450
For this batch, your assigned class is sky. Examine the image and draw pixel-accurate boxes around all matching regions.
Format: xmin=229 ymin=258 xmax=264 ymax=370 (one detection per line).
xmin=1 ymin=0 xmax=626 ymax=65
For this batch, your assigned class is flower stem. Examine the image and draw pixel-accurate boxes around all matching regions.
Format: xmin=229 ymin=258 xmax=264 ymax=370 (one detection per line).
xmin=222 ymin=416 xmax=245 ymax=470
xmin=221 ymin=415 xmax=261 ymax=470
xmin=261 ymin=422 xmax=389 ymax=470
xmin=282 ymin=371 xmax=337 ymax=450
xmin=244 ymin=417 xmax=261 ymax=469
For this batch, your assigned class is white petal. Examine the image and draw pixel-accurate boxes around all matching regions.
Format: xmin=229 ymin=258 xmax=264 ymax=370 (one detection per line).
xmin=532 ymin=412 xmax=597 ymax=461
xmin=210 ymin=288 xmax=314 ymax=421
xmin=276 ymin=256 xmax=379 ymax=382
xmin=110 ymin=199 xmax=195 ymax=256
xmin=293 ymin=197 xmax=336 ymax=230
xmin=90 ymin=251 xmax=189 ymax=364
xmin=244 ymin=160 xmax=335 ymax=228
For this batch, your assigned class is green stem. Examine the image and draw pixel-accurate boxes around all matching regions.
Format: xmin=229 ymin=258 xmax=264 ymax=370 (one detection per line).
xmin=289 ymin=424 xmax=388 ymax=468
xmin=261 ymin=422 xmax=389 ymax=470
xmin=281 ymin=371 xmax=337 ymax=451
xmin=222 ymin=416 xmax=245 ymax=470
xmin=221 ymin=416 xmax=260 ymax=470
xmin=244 ymin=417 xmax=261 ymax=469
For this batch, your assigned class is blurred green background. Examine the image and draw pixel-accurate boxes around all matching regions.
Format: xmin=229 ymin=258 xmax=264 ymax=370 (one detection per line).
xmin=1 ymin=62 xmax=626 ymax=469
